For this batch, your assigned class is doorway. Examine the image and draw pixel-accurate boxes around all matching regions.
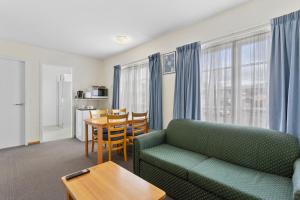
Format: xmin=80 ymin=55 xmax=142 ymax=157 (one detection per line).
xmin=41 ymin=65 xmax=72 ymax=142
xmin=0 ymin=58 xmax=25 ymax=149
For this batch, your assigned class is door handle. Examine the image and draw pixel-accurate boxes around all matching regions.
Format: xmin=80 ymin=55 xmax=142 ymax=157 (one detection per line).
xmin=14 ymin=103 xmax=24 ymax=106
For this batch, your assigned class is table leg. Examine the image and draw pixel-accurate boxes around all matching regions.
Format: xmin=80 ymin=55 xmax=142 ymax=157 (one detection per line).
xmin=97 ymin=125 xmax=103 ymax=164
xmin=67 ymin=192 xmax=73 ymax=200
xmin=146 ymin=121 xmax=149 ymax=133
xmin=91 ymin=126 xmax=95 ymax=152
xmin=85 ymin=122 xmax=88 ymax=157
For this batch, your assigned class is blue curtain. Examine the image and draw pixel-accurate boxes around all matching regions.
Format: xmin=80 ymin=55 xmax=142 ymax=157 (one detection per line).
xmin=269 ymin=10 xmax=300 ymax=139
xmin=149 ymin=53 xmax=163 ymax=129
xmin=112 ymin=65 xmax=121 ymax=109
xmin=173 ymin=42 xmax=201 ymax=120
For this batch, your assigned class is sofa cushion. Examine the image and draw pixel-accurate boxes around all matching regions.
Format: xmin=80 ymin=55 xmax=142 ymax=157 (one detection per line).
xmin=166 ymin=119 xmax=299 ymax=177
xmin=189 ymin=158 xmax=293 ymax=200
xmin=140 ymin=144 xmax=208 ymax=180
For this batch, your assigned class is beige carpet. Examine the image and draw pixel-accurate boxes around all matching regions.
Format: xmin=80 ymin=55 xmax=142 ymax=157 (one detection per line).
xmin=0 ymin=139 xmax=172 ymax=200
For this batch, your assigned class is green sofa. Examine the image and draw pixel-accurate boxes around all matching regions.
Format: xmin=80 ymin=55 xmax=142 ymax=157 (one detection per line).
xmin=133 ymin=119 xmax=300 ymax=200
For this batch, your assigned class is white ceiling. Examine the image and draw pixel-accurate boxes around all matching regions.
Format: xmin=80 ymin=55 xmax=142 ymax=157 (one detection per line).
xmin=0 ymin=0 xmax=249 ymax=59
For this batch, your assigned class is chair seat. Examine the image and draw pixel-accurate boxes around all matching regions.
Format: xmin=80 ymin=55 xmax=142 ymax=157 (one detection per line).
xmin=127 ymin=132 xmax=143 ymax=137
xmin=126 ymin=127 xmax=144 ymax=136
xmin=102 ymin=132 xmax=124 ymax=141
xmin=188 ymin=158 xmax=293 ymax=200
xmin=140 ymin=144 xmax=208 ymax=180
xmin=93 ymin=128 xmax=108 ymax=135
xmin=102 ymin=133 xmax=108 ymax=140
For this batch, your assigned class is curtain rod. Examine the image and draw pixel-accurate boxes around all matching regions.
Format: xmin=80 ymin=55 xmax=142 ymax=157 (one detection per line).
xmin=121 ymin=58 xmax=148 ymax=68
xmin=201 ymin=23 xmax=270 ymax=48
xmin=120 ymin=23 xmax=270 ymax=67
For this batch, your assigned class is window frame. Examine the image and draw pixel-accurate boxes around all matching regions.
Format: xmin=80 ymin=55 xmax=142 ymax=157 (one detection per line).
xmin=200 ymin=31 xmax=271 ymax=128
xmin=119 ymin=60 xmax=150 ymax=114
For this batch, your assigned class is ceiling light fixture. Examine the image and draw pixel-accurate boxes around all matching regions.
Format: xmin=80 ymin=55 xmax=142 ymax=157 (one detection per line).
xmin=113 ymin=35 xmax=131 ymax=45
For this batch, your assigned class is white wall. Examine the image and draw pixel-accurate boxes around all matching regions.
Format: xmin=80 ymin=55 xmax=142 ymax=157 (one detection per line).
xmin=103 ymin=0 xmax=300 ymax=128
xmin=0 ymin=40 xmax=104 ymax=143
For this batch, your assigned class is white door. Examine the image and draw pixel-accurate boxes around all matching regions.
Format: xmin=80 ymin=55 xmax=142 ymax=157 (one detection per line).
xmin=0 ymin=58 xmax=25 ymax=149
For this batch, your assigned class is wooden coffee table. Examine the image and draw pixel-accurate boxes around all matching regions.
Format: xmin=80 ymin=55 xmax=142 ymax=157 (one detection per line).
xmin=61 ymin=161 xmax=166 ymax=200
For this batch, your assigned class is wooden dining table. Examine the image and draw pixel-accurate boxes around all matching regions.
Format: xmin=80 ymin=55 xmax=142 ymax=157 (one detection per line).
xmin=84 ymin=116 xmax=134 ymax=164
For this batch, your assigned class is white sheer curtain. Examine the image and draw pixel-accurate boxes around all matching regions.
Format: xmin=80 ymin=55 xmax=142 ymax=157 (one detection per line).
xmin=201 ymin=32 xmax=271 ymax=128
xmin=235 ymin=33 xmax=271 ymax=127
xmin=201 ymin=43 xmax=233 ymax=124
xmin=120 ymin=61 xmax=149 ymax=113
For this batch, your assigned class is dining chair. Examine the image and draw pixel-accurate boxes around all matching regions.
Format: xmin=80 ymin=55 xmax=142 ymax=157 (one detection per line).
xmin=105 ymin=113 xmax=128 ymax=161
xmin=127 ymin=112 xmax=148 ymax=145
xmin=89 ymin=109 xmax=108 ymax=152
xmin=106 ymin=109 xmax=112 ymax=115
xmin=90 ymin=109 xmax=107 ymax=118
xmin=112 ymin=108 xmax=126 ymax=115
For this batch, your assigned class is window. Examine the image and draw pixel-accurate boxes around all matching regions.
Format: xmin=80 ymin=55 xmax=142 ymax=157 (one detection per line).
xmin=201 ymin=32 xmax=271 ymax=128
xmin=119 ymin=61 xmax=149 ymax=113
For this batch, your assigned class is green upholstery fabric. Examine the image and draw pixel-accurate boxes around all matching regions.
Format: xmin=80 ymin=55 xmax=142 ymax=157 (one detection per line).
xmin=293 ymin=159 xmax=300 ymax=200
xmin=189 ymin=158 xmax=293 ymax=200
xmin=166 ymin=119 xmax=299 ymax=177
xmin=140 ymin=161 xmax=221 ymax=200
xmin=140 ymin=144 xmax=208 ymax=179
xmin=133 ymin=130 xmax=166 ymax=175
xmin=134 ymin=120 xmax=300 ymax=200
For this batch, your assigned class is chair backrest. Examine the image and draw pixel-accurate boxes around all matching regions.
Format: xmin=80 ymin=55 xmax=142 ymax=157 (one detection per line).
xmin=106 ymin=109 xmax=111 ymax=115
xmin=166 ymin=119 xmax=299 ymax=177
xmin=107 ymin=113 xmax=128 ymax=141
xmin=111 ymin=108 xmax=126 ymax=115
xmin=89 ymin=109 xmax=107 ymax=119
xmin=131 ymin=112 xmax=148 ymax=136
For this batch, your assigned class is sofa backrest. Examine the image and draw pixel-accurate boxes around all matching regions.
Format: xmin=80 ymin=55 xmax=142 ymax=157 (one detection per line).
xmin=166 ymin=119 xmax=299 ymax=177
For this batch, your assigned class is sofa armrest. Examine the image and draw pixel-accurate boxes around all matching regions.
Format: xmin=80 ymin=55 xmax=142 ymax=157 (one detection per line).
xmin=293 ymin=159 xmax=300 ymax=200
xmin=133 ymin=130 xmax=166 ymax=176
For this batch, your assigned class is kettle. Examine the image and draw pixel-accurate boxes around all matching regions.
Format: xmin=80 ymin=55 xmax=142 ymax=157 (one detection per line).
xmin=77 ymin=91 xmax=84 ymax=98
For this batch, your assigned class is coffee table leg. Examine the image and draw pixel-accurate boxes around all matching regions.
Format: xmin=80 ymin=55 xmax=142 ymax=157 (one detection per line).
xmin=67 ymin=192 xmax=73 ymax=200
xmin=97 ymin=125 xmax=103 ymax=164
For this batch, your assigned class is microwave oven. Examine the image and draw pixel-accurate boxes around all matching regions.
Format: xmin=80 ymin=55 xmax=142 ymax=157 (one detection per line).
xmin=92 ymin=88 xmax=108 ymax=97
